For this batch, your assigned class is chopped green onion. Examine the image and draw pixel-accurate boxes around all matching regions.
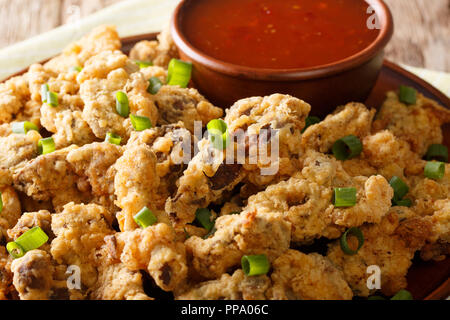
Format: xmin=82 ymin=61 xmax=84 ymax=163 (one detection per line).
xmin=15 ymin=226 xmax=49 ymax=253
xmin=207 ymin=119 xmax=229 ymax=150
xmin=389 ymin=176 xmax=409 ymax=201
xmin=41 ymin=84 xmax=49 ymax=103
xmin=135 ymin=60 xmax=153 ymax=69
xmin=147 ymin=77 xmax=163 ymax=95
xmin=6 ymin=242 xmax=24 ymax=259
xmin=71 ymin=66 xmax=82 ymax=72
xmin=105 ymin=132 xmax=122 ymax=145
xmin=12 ymin=121 xmax=39 ymax=134
xmin=393 ymin=198 xmax=412 ymax=207
xmin=340 ymin=227 xmax=364 ymax=255
xmin=38 ymin=137 xmax=55 ymax=155
xmin=425 ymin=144 xmax=448 ymax=163
xmin=0 ymin=192 xmax=2 ymax=214
xmin=195 ymin=208 xmax=214 ymax=232
xmin=424 ymin=161 xmax=445 ymax=180
xmin=332 ymin=135 xmax=363 ymax=160
xmin=167 ymin=59 xmax=192 ymax=88
xmin=115 ymin=91 xmax=130 ymax=117
xmin=399 ymin=86 xmax=417 ymax=105
xmin=368 ymin=296 xmax=386 ymax=300
xmin=333 ymin=188 xmax=357 ymax=207
xmin=241 ymin=254 xmax=270 ymax=276
xmin=130 ymin=114 xmax=152 ymax=131
xmin=302 ymin=116 xmax=320 ymax=133
xmin=133 ymin=206 xmax=157 ymax=228
xmin=391 ymin=289 xmax=413 ymax=300
xmin=47 ymin=91 xmax=59 ymax=107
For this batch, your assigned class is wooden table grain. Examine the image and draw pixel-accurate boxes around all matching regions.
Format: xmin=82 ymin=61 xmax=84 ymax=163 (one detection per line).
xmin=0 ymin=0 xmax=449 ymax=72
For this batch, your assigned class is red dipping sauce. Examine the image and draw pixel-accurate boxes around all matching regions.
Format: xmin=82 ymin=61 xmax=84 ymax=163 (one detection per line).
xmin=182 ymin=0 xmax=380 ymax=69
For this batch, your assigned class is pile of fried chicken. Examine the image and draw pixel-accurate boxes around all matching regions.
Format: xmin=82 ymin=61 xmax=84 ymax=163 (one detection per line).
xmin=0 ymin=26 xmax=448 ymax=300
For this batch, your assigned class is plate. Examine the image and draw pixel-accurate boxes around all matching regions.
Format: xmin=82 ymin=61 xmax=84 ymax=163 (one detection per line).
xmin=3 ymin=33 xmax=450 ymax=300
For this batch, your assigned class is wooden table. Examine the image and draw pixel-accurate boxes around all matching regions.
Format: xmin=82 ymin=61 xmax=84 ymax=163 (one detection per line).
xmin=0 ymin=0 xmax=448 ymax=72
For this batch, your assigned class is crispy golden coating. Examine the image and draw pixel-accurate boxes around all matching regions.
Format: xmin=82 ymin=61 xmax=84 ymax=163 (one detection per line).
xmin=301 ymin=103 xmax=375 ymax=153
xmin=166 ymin=94 xmax=310 ymax=228
xmin=327 ymin=212 xmax=432 ymax=297
xmin=269 ymin=250 xmax=353 ymax=300
xmin=129 ymin=26 xmax=179 ymax=68
xmin=0 ymin=75 xmax=30 ymax=124
xmin=12 ymin=146 xmax=91 ymax=211
xmin=177 ymin=270 xmax=270 ymax=300
xmin=154 ymin=86 xmax=223 ymax=132
xmin=373 ymin=91 xmax=450 ymax=155
xmin=0 ymin=247 xmax=14 ymax=300
xmin=0 ymin=131 xmax=41 ymax=170
xmin=90 ymin=263 xmax=152 ymax=300
xmin=185 ymin=211 xmax=291 ymax=279
xmin=105 ymin=223 xmax=187 ymax=292
xmin=7 ymin=210 xmax=53 ymax=242
xmin=79 ymin=51 xmax=158 ymax=141
xmin=0 ymin=186 xmax=21 ymax=241
xmin=50 ymin=203 xmax=114 ymax=288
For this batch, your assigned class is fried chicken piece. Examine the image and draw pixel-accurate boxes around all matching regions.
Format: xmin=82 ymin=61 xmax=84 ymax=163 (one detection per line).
xmin=67 ymin=142 xmax=123 ymax=196
xmin=104 ymin=223 xmax=187 ymax=292
xmin=126 ymin=123 xmax=194 ymax=209
xmin=177 ymin=270 xmax=270 ymax=300
xmin=0 ymin=75 xmax=30 ymax=124
xmin=7 ymin=210 xmax=53 ymax=243
xmin=166 ymin=94 xmax=310 ymax=227
xmin=114 ymin=144 xmax=160 ymax=231
xmin=327 ymin=212 xmax=432 ymax=297
xmin=12 ymin=146 xmax=91 ymax=211
xmin=0 ymin=186 xmax=21 ymax=242
xmin=50 ymin=203 xmax=114 ymax=288
xmin=154 ymin=86 xmax=223 ymax=132
xmin=269 ymin=250 xmax=353 ymax=300
xmin=0 ymin=246 xmax=14 ymax=300
xmin=301 ymin=103 xmax=375 ymax=153
xmin=185 ymin=211 xmax=291 ymax=279
xmin=79 ymin=51 xmax=158 ymax=141
xmin=140 ymin=66 xmax=167 ymax=83
xmin=373 ymin=91 xmax=450 ymax=155
xmin=0 ymin=131 xmax=41 ymax=170
xmin=129 ymin=26 xmax=179 ymax=68
xmin=90 ymin=263 xmax=152 ymax=300
xmin=44 ymin=25 xmax=121 ymax=74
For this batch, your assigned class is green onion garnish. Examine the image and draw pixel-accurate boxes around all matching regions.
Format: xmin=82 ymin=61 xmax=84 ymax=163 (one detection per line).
xmin=195 ymin=208 xmax=214 ymax=232
xmin=332 ymin=135 xmax=363 ymax=161
xmin=6 ymin=242 xmax=25 ymax=259
xmin=147 ymin=77 xmax=163 ymax=95
xmin=116 ymin=91 xmax=130 ymax=117
xmin=105 ymin=132 xmax=122 ymax=145
xmin=241 ymin=254 xmax=270 ymax=276
xmin=424 ymin=161 xmax=445 ymax=180
xmin=425 ymin=144 xmax=448 ymax=163
xmin=167 ymin=58 xmax=192 ymax=88
xmin=340 ymin=227 xmax=364 ymax=255
xmin=13 ymin=226 xmax=48 ymax=255
xmin=41 ymin=84 xmax=49 ymax=103
xmin=333 ymin=188 xmax=357 ymax=207
xmin=207 ymin=119 xmax=229 ymax=150
xmin=391 ymin=289 xmax=413 ymax=300
xmin=399 ymin=86 xmax=417 ymax=105
xmin=0 ymin=192 xmax=3 ymax=214
xmin=389 ymin=176 xmax=409 ymax=201
xmin=302 ymin=116 xmax=320 ymax=133
xmin=71 ymin=66 xmax=82 ymax=72
xmin=130 ymin=114 xmax=152 ymax=131
xmin=12 ymin=121 xmax=39 ymax=134
xmin=135 ymin=60 xmax=153 ymax=69
xmin=133 ymin=206 xmax=157 ymax=228
xmin=47 ymin=91 xmax=59 ymax=107
xmin=393 ymin=198 xmax=412 ymax=207
xmin=38 ymin=137 xmax=55 ymax=155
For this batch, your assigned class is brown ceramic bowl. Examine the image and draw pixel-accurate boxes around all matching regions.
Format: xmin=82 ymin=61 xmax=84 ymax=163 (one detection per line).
xmin=171 ymin=0 xmax=394 ymax=115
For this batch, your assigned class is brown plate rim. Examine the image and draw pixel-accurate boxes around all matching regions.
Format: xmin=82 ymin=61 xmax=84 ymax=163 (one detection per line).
xmin=1 ymin=32 xmax=449 ymax=300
